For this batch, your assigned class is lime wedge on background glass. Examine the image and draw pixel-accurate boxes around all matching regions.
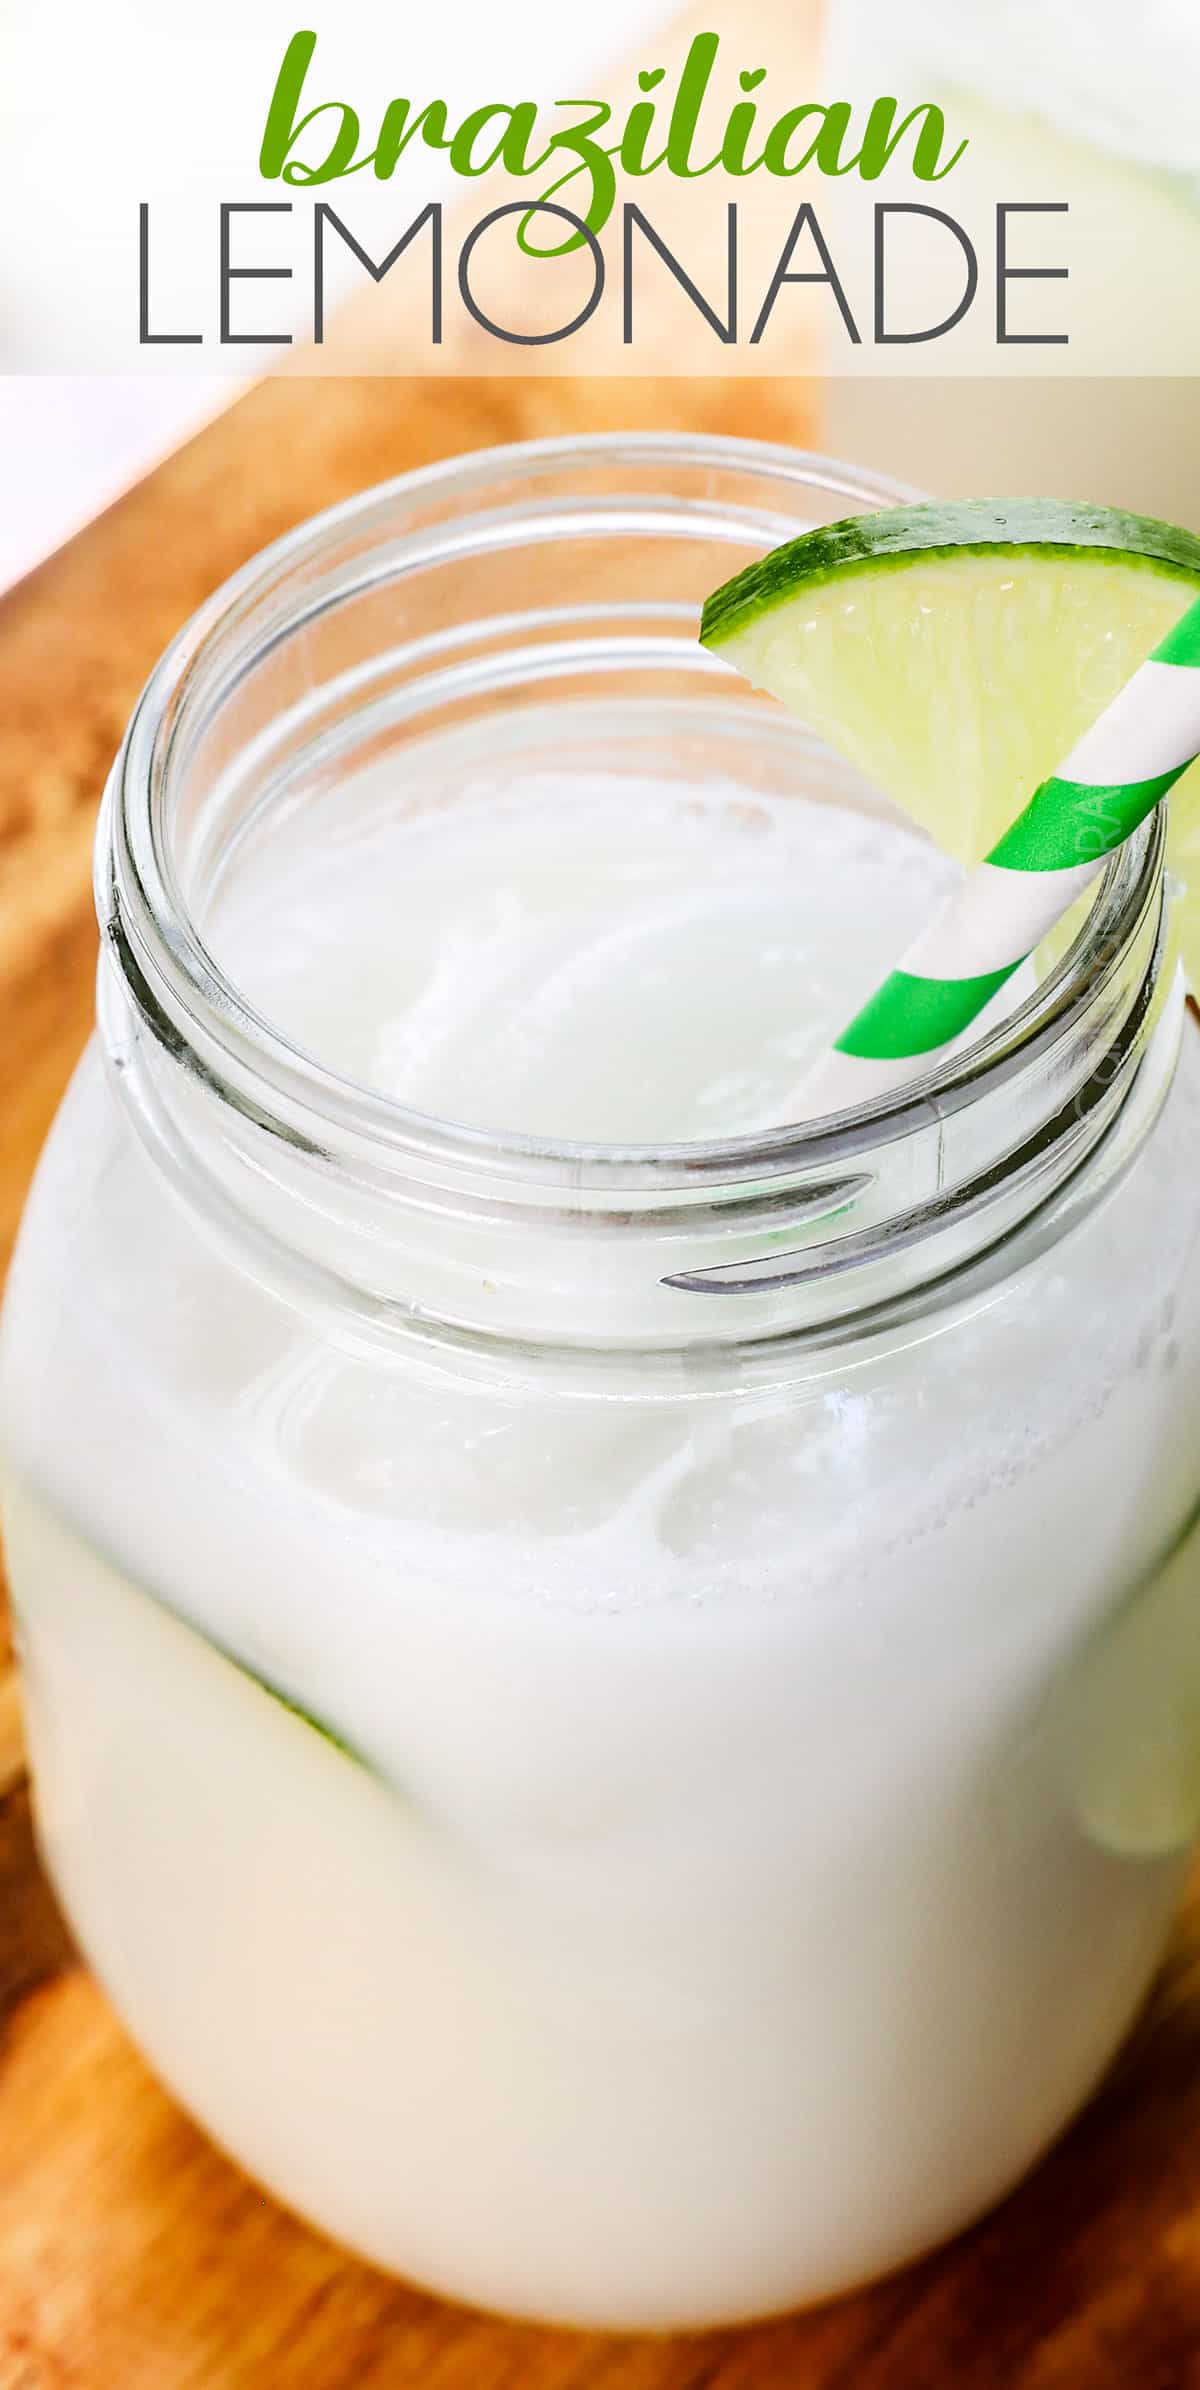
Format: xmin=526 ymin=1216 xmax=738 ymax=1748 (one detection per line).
xmin=701 ymin=500 xmax=1200 ymax=982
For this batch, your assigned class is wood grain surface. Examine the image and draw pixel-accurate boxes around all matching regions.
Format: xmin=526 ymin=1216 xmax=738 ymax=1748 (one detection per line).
xmin=5 ymin=366 xmax=1200 ymax=2388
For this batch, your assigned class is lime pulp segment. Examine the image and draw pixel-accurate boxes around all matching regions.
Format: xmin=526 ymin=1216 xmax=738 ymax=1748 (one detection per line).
xmin=701 ymin=499 xmax=1200 ymax=982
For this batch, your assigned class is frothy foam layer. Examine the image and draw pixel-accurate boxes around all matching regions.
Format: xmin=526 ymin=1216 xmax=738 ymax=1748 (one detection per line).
xmin=204 ymin=775 xmax=958 ymax=1143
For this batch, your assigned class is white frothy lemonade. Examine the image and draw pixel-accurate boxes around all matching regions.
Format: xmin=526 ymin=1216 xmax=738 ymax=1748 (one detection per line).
xmin=4 ymin=444 xmax=1200 ymax=2328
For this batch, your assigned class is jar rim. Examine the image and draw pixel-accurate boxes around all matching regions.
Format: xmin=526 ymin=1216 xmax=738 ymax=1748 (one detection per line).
xmin=102 ymin=428 xmax=1162 ymax=1201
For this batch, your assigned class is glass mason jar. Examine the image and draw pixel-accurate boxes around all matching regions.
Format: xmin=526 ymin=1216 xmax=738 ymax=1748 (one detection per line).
xmin=3 ymin=436 xmax=1200 ymax=2331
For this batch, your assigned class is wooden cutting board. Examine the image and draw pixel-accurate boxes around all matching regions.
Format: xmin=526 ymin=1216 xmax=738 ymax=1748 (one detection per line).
xmin=6 ymin=367 xmax=1200 ymax=2389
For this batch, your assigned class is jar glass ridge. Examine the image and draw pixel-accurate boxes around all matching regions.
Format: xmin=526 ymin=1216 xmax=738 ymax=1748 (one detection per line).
xmin=3 ymin=435 xmax=1200 ymax=2331
xmin=99 ymin=433 xmax=1176 ymax=1361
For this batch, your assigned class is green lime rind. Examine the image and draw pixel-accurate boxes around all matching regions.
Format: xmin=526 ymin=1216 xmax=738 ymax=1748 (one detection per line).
xmin=701 ymin=501 xmax=1200 ymax=651
xmin=249 ymin=1669 xmax=364 ymax=1764
xmin=12 ymin=1574 xmax=360 ymax=1764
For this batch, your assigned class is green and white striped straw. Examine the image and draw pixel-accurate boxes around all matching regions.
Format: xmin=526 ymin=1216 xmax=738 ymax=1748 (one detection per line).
xmin=799 ymin=595 xmax=1200 ymax=1117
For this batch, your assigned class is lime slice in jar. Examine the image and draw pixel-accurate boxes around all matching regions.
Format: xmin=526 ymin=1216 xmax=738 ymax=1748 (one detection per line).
xmin=701 ymin=499 xmax=1200 ymax=983
xmin=1057 ymin=1512 xmax=1200 ymax=1859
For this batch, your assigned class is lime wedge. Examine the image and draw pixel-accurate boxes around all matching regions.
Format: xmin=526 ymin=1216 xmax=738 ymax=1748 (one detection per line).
xmin=1058 ymin=1506 xmax=1200 ymax=1859
xmin=702 ymin=500 xmax=1200 ymax=979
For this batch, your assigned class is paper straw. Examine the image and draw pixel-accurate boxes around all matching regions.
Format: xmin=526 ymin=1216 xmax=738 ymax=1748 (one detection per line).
xmin=797 ymin=594 xmax=1200 ymax=1118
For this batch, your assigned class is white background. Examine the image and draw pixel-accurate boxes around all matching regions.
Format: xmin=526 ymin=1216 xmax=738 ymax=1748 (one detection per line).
xmin=0 ymin=0 xmax=676 ymax=590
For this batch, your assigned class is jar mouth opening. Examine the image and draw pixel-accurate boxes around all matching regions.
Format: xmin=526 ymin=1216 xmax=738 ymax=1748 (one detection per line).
xmin=104 ymin=430 xmax=1162 ymax=1202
